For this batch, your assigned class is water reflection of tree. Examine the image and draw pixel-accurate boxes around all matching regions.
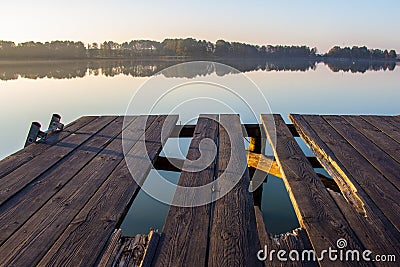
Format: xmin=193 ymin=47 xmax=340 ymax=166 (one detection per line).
xmin=325 ymin=59 xmax=396 ymax=73
xmin=0 ymin=61 xmax=88 ymax=80
xmin=0 ymin=59 xmax=396 ymax=81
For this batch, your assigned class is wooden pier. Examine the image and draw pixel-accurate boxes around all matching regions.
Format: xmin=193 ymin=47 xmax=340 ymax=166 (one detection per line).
xmin=0 ymin=114 xmax=398 ymax=266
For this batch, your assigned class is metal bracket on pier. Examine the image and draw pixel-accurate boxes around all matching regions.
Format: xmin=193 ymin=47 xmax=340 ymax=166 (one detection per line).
xmin=24 ymin=114 xmax=64 ymax=147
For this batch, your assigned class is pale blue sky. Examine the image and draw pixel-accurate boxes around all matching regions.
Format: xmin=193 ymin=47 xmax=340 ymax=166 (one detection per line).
xmin=1 ymin=0 xmax=399 ymax=53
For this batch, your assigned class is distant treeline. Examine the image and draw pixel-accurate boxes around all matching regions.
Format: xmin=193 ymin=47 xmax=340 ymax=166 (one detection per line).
xmin=0 ymin=41 xmax=86 ymax=59
xmin=1 ymin=38 xmax=314 ymax=59
xmin=326 ymin=46 xmax=397 ymax=60
xmin=0 ymin=38 xmax=397 ymax=61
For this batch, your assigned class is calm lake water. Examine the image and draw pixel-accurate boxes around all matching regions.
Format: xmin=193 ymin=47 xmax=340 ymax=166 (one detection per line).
xmin=1 ymin=59 xmax=399 ymax=235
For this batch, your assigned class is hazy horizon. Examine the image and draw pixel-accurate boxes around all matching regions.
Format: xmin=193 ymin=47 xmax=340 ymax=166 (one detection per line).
xmin=1 ymin=0 xmax=399 ymax=54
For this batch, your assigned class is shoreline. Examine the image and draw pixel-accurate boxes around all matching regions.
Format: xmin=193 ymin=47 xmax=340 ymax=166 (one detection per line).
xmin=0 ymin=56 xmax=397 ymax=64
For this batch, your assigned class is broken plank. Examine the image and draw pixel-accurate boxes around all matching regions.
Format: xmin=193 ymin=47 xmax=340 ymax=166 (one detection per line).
xmin=328 ymin=189 xmax=400 ymax=258
xmin=293 ymin=114 xmax=400 ymax=233
xmin=254 ymin=206 xmax=284 ymax=267
xmin=254 ymin=206 xmax=317 ymax=267
xmin=141 ymin=230 xmax=160 ymax=267
xmin=97 ymin=229 xmax=122 ymax=267
xmin=262 ymin=114 xmax=365 ymax=266
xmin=290 ymin=114 xmax=400 ymax=254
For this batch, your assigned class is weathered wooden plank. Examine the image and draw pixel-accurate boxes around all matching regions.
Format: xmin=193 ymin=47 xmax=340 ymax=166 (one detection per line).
xmin=323 ymin=115 xmax=400 ymax=190
xmin=153 ymin=115 xmax=218 ymax=267
xmin=342 ymin=116 xmax=400 ymax=164
xmin=290 ymin=114 xmax=400 ymax=255
xmin=255 ymin=206 xmax=291 ymax=267
xmin=116 ymin=234 xmax=148 ymax=266
xmin=0 ymin=116 xmax=116 ymax=206
xmin=361 ymin=115 xmax=400 ymax=144
xmin=246 ymin=151 xmax=281 ymax=178
xmin=171 ymin=124 xmax=265 ymax=138
xmin=262 ymin=114 xmax=366 ymax=266
xmin=0 ymin=116 xmax=98 ymax=179
xmin=0 ymin=116 xmax=138 ymax=245
xmin=254 ymin=206 xmax=274 ymax=267
xmin=291 ymin=114 xmax=400 ymax=233
xmin=283 ymin=229 xmax=316 ymax=266
xmin=0 ymin=115 xmax=161 ymax=266
xmin=37 ymin=115 xmax=178 ymax=267
xmin=328 ymin=189 xmax=400 ymax=259
xmin=254 ymin=206 xmax=316 ymax=266
xmin=208 ymin=114 xmax=262 ymax=267
xmin=254 ymin=206 xmax=284 ymax=267
xmin=141 ymin=230 xmax=160 ymax=267
xmin=246 ymin=151 xmax=337 ymax=192
xmin=98 ymin=229 xmax=122 ymax=267
xmin=290 ymin=115 xmax=362 ymax=213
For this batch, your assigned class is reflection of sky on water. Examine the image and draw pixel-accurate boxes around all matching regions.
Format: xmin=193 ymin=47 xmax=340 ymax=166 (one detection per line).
xmin=120 ymin=170 xmax=180 ymax=235
xmin=127 ymin=64 xmax=270 ymax=124
xmin=1 ymin=62 xmax=399 ymax=159
xmin=1 ymin=61 xmax=399 ymax=235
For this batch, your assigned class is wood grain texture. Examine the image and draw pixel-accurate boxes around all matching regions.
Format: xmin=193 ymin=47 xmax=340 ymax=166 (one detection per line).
xmin=283 ymin=229 xmax=316 ymax=267
xmin=37 ymin=115 xmax=178 ymax=267
xmin=246 ymin=151 xmax=281 ymax=178
xmin=328 ymin=189 xmax=400 ymax=261
xmin=289 ymin=114 xmax=365 ymax=215
xmin=292 ymin=114 xmax=400 ymax=233
xmin=0 ymin=116 xmax=97 ymax=179
xmin=0 ymin=115 xmax=161 ymax=266
xmin=97 ymin=229 xmax=122 ymax=267
xmin=0 ymin=116 xmax=137 ymax=245
xmin=254 ymin=206 xmax=275 ymax=267
xmin=153 ymin=115 xmax=218 ymax=267
xmin=290 ymin=114 xmax=400 ymax=260
xmin=342 ymin=116 xmax=400 ymax=164
xmin=141 ymin=230 xmax=161 ymax=267
xmin=0 ymin=116 xmax=116 ymax=206
xmin=247 ymin=152 xmax=339 ymax=192
xmin=323 ymin=115 xmax=400 ymax=190
xmin=208 ymin=114 xmax=262 ymax=267
xmin=254 ymin=206 xmax=317 ymax=267
xmin=262 ymin=114 xmax=366 ymax=266
xmin=361 ymin=116 xmax=400 ymax=144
